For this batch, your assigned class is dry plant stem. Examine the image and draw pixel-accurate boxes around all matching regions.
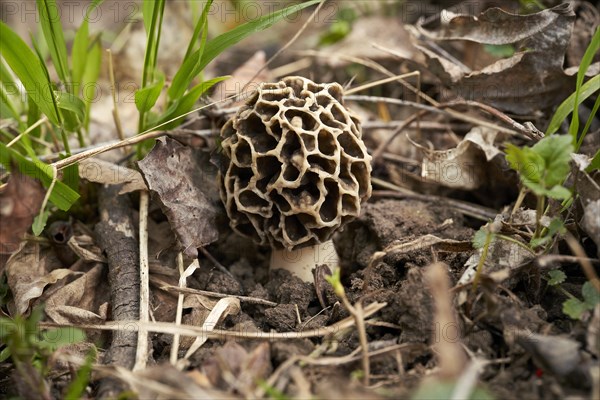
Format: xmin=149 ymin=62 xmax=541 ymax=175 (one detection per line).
xmin=425 ymin=262 xmax=467 ymax=379
xmin=371 ymin=111 xmax=427 ymax=162
xmin=335 ymin=290 xmax=370 ymax=386
xmin=170 ymin=253 xmax=185 ymax=366
xmin=510 ymin=187 xmax=528 ymax=218
xmin=134 ymin=190 xmax=150 ymax=371
xmin=94 ymin=184 xmax=140 ymax=399
xmin=53 ymin=130 xmax=166 ymax=170
xmin=346 ymin=95 xmax=520 ymax=136
xmin=151 ymin=276 xmax=278 ymax=306
xmin=270 ymin=240 xmax=339 ymax=282
xmin=6 ymin=117 xmax=47 ymax=148
xmin=344 ymin=72 xmax=421 ymax=95
xmin=565 ymin=233 xmax=600 ymax=293
xmin=43 ymin=302 xmax=388 ymax=340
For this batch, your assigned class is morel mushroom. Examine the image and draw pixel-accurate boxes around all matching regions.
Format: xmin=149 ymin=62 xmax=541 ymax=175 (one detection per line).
xmin=219 ymin=76 xmax=372 ymax=281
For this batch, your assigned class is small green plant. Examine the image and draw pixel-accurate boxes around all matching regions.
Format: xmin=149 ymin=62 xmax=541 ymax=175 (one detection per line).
xmin=0 ymin=305 xmax=87 ymax=397
xmin=505 ymin=134 xmax=573 ymax=241
xmin=319 ymin=7 xmax=357 ymax=46
xmin=546 ymin=270 xmax=600 ymax=319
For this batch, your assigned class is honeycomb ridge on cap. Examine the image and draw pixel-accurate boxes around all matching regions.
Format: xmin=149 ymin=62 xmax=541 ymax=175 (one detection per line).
xmin=219 ymin=76 xmax=372 ymax=251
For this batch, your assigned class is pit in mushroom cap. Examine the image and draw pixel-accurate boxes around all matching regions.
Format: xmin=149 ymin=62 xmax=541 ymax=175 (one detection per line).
xmin=219 ymin=76 xmax=372 ymax=251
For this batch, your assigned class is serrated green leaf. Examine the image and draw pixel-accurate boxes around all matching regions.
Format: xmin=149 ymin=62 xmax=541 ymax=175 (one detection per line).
xmin=472 ymin=228 xmax=488 ymax=249
xmin=547 ymin=269 xmax=566 ymax=286
xmin=543 ymin=185 xmax=571 ymax=200
xmin=582 ymin=281 xmax=600 ymax=308
xmin=532 ymin=135 xmax=573 ymax=188
xmin=0 ymin=21 xmax=60 ymax=125
xmin=169 ymin=0 xmax=320 ymax=101
xmin=506 ymin=144 xmax=544 ymax=184
xmin=563 ymin=298 xmax=588 ymax=319
xmin=36 ymin=0 xmax=70 ymax=84
xmin=135 ymin=77 xmax=164 ymax=113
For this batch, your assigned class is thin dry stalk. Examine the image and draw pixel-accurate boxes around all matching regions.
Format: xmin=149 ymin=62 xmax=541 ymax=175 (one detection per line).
xmin=170 ymin=256 xmax=200 ymax=366
xmin=425 ymin=262 xmax=467 ymax=379
xmin=565 ymin=233 xmax=600 ymax=293
xmin=151 ymin=276 xmax=278 ymax=306
xmin=41 ymin=302 xmax=388 ymax=340
xmin=107 ymin=49 xmax=125 ymax=144
xmin=134 ymin=190 xmax=150 ymax=371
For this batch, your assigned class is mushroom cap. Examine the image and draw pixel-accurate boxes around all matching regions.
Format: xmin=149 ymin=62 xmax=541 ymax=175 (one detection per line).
xmin=218 ymin=76 xmax=372 ymax=251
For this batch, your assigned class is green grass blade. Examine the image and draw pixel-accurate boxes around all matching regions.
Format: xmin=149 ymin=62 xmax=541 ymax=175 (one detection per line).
xmin=0 ymin=59 xmax=24 ymax=122
xmin=0 ymin=21 xmax=60 ymax=125
xmin=546 ymin=75 xmax=600 ymax=135
xmin=168 ymin=0 xmax=212 ymax=102
xmin=0 ymin=84 xmax=21 ymax=123
xmin=26 ymin=99 xmax=42 ymax=143
xmin=169 ymin=0 xmax=321 ymax=101
xmin=56 ymin=91 xmax=85 ymax=131
xmin=141 ymin=0 xmax=165 ymax=87
xmin=587 ymin=149 xmax=600 ymax=172
xmin=139 ymin=0 xmax=165 ymax=132
xmin=135 ymin=76 xmax=165 ymax=114
xmin=81 ymin=39 xmax=102 ymax=130
xmin=577 ymin=91 xmax=600 ymax=149
xmin=199 ymin=0 xmax=320 ymax=75
xmin=184 ymin=0 xmax=213 ymax=60
xmin=72 ymin=0 xmax=104 ymax=93
xmin=36 ymin=0 xmax=71 ymax=85
xmin=0 ymin=143 xmax=79 ymax=210
xmin=568 ymin=27 xmax=600 ymax=147
xmin=71 ymin=19 xmax=89 ymax=92
xmin=158 ymin=76 xmax=229 ymax=129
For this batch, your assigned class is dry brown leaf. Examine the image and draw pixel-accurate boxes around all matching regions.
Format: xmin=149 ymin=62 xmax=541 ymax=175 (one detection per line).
xmin=410 ymin=4 xmax=580 ymax=114
xmin=79 ymin=158 xmax=147 ymax=194
xmin=413 ymin=126 xmax=501 ymax=190
xmin=202 ymin=341 xmax=272 ymax=395
xmin=5 ymin=241 xmax=77 ymax=314
xmin=212 ymin=50 xmax=272 ymax=104
xmin=0 ymin=169 xmax=45 ymax=255
xmin=45 ymin=263 xmax=109 ymax=325
xmin=138 ymin=137 xmax=221 ymax=258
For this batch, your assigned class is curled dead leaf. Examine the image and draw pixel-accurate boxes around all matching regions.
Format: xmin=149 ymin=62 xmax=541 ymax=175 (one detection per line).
xmin=409 ymin=4 xmax=580 ymax=114
xmin=138 ymin=138 xmax=220 ymax=258
xmin=79 ymin=158 xmax=147 ymax=194
xmin=412 ymin=126 xmax=502 ymax=190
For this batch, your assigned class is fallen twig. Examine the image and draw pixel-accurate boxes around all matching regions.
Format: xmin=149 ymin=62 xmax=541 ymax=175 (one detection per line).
xmin=94 ymin=184 xmax=140 ymax=398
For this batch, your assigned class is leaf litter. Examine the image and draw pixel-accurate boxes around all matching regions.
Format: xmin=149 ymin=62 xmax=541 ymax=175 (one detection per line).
xmin=2 ymin=1 xmax=600 ymax=399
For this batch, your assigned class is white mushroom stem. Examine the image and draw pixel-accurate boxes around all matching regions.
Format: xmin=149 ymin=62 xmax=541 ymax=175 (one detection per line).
xmin=270 ymin=240 xmax=339 ymax=282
